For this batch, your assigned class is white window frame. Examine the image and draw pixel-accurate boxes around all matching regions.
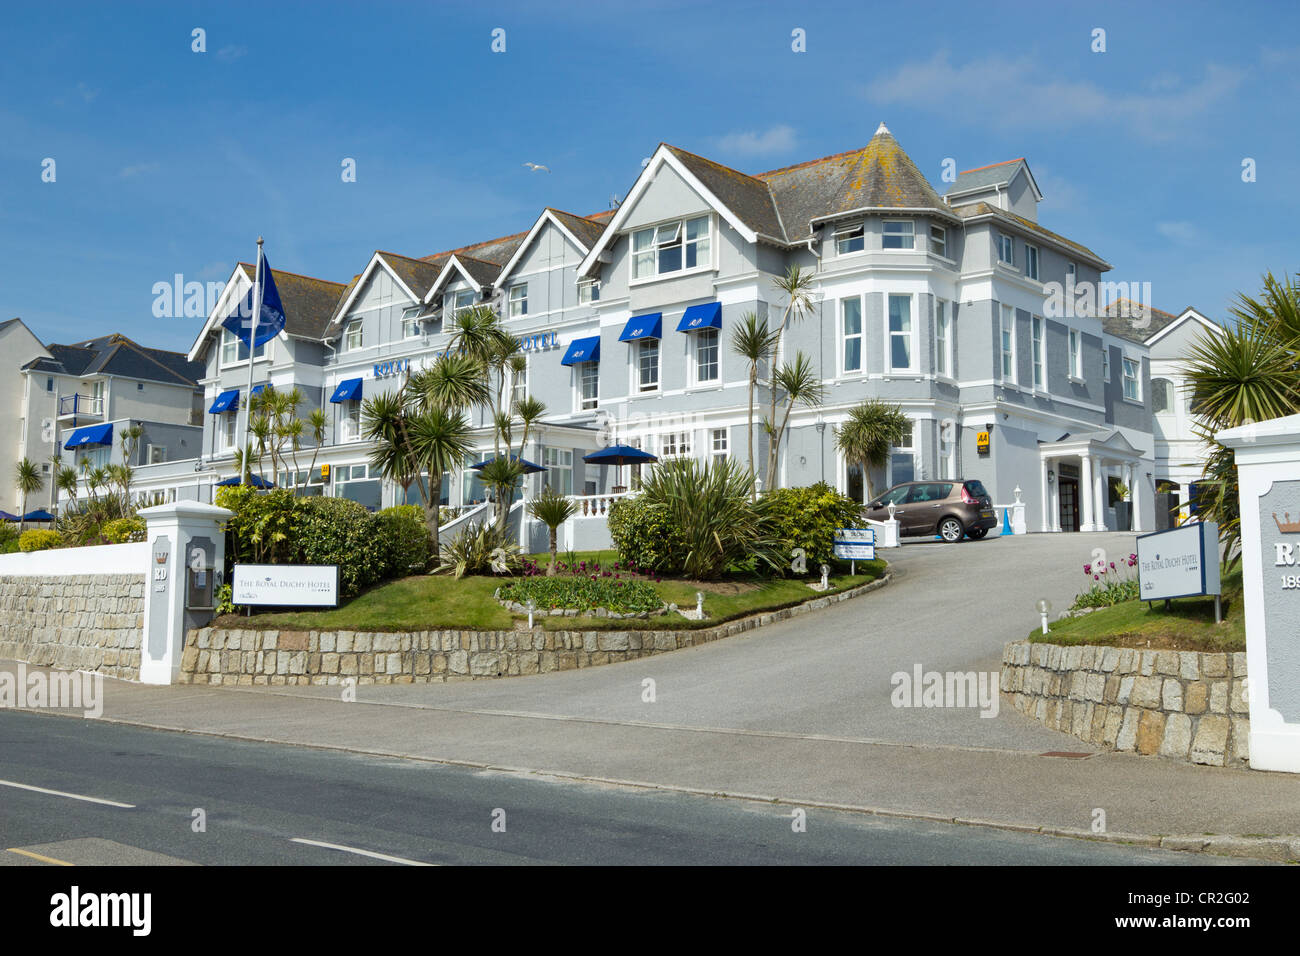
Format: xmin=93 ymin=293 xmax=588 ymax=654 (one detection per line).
xmin=1103 ymin=347 xmax=1111 ymax=382
xmin=343 ymin=319 xmax=364 ymax=352
xmin=508 ymin=283 xmax=528 ymax=318
xmin=578 ymin=361 xmax=599 ymax=411
xmin=834 ymin=222 xmax=865 ymax=255
xmin=886 ymin=293 xmax=916 ymax=373
xmin=660 ymin=431 xmax=692 ymax=459
xmin=446 ymin=289 xmax=475 ymax=318
xmin=1025 ymin=244 xmax=1039 ymax=280
xmin=692 ymin=327 xmax=720 ymax=385
xmin=842 ymin=296 xmax=864 ymax=374
xmin=221 ymin=412 xmax=237 ymax=451
xmin=1031 ymin=315 xmax=1045 ymax=390
xmin=511 ymin=360 xmax=528 ymax=408
xmin=882 ymin=219 xmax=915 ymax=250
xmin=934 ymin=299 xmax=951 ymax=378
xmin=148 ymin=444 xmax=166 ymax=464
xmin=1000 ymin=304 xmax=1016 ymax=384
xmin=1068 ymin=328 xmax=1083 ymax=381
xmin=630 ymin=215 xmax=711 ymax=282
xmin=886 ymin=421 xmax=917 ymax=488
xmin=341 ymin=400 xmax=362 ymax=442
xmin=636 ymin=338 xmax=660 ymax=393
xmin=578 ymin=278 xmax=600 ymax=304
xmin=219 ymin=328 xmax=268 ymax=369
xmin=929 ymin=224 xmax=947 ymax=257
xmin=1066 ymin=261 xmax=1077 ymax=279
xmin=711 ymin=428 xmax=728 ymax=462
xmin=542 ymin=447 xmax=573 ymax=495
xmin=998 ymin=233 xmax=1014 ymax=265
xmin=401 ymin=305 xmax=422 ymax=339
xmin=1123 ymin=356 xmax=1141 ymax=402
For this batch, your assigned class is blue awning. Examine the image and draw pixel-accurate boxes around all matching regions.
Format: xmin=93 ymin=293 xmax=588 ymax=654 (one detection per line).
xmin=252 ymin=384 xmax=266 ymax=394
xmin=330 ymin=378 xmax=363 ymax=403
xmin=209 ymin=389 xmax=239 ymax=414
xmin=63 ymin=423 xmax=113 ymax=450
xmin=560 ymin=336 xmax=601 ymax=366
xmin=618 ymin=313 xmax=662 ymax=342
xmin=677 ymin=302 xmax=722 ymax=333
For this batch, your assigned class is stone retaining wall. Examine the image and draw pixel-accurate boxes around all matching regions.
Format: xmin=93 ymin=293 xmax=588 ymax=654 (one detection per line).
xmin=0 ymin=574 xmax=145 ymax=681
xmin=1001 ymin=640 xmax=1249 ymax=767
xmin=180 ymin=574 xmax=890 ymax=685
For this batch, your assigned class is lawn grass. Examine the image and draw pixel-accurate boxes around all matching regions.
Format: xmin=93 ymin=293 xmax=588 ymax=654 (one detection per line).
xmin=215 ymin=551 xmax=887 ymax=633
xmin=1028 ymin=568 xmax=1245 ymax=653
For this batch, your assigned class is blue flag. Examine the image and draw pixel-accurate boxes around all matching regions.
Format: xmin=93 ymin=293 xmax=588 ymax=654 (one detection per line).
xmin=221 ymin=250 xmax=286 ymax=348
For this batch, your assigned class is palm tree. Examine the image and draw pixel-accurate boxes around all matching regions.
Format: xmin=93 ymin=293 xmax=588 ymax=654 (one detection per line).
xmin=765 ymin=352 xmax=824 ymax=491
xmin=834 ymin=400 xmax=912 ymax=506
xmin=55 ymin=465 xmax=79 ymax=510
xmin=1184 ymin=272 xmax=1300 ymax=565
xmin=407 ymin=407 xmax=475 ymax=544
xmin=14 ymin=458 xmax=43 ymax=532
xmin=304 ymin=408 xmax=328 ymax=489
xmin=477 ymin=456 xmax=526 ymax=533
xmin=765 ymin=265 xmax=817 ymax=489
xmin=527 ymin=487 xmax=577 ymax=575
xmin=731 ymin=311 xmax=777 ymax=497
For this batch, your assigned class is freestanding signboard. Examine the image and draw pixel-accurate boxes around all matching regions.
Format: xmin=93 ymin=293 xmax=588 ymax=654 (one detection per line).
xmin=233 ymin=564 xmax=339 ymax=607
xmin=1218 ymin=413 xmax=1300 ymax=773
xmin=833 ymin=528 xmax=875 ymax=574
xmin=1136 ymin=521 xmax=1221 ymax=604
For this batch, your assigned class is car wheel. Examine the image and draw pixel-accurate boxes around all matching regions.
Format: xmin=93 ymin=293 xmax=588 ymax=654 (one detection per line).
xmin=939 ymin=517 xmax=964 ymax=542
xmin=967 ymin=527 xmax=988 ymax=540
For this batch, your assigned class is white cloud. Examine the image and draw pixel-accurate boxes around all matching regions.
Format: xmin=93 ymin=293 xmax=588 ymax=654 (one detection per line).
xmin=1156 ymin=221 xmax=1200 ymax=243
xmin=865 ymin=52 xmax=1243 ymax=142
xmin=216 ymin=45 xmax=247 ymax=62
xmin=119 ymin=162 xmax=160 ymax=178
xmin=715 ymin=124 xmax=797 ymax=156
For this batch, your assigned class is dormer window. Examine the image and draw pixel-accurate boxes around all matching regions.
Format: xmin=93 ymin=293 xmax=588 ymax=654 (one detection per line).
xmin=631 ymin=215 xmax=710 ymax=280
xmin=508 ymin=283 xmax=528 ymax=318
xmin=445 ymin=289 xmax=475 ymax=318
xmin=834 ymin=222 xmax=865 ymax=255
xmin=882 ymin=220 xmax=915 ymax=249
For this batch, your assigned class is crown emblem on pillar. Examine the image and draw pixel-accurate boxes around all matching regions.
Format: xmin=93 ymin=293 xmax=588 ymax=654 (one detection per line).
xmin=1273 ymin=513 xmax=1300 ymax=534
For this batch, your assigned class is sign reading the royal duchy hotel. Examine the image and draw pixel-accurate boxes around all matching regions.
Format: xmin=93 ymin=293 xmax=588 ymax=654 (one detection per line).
xmin=1136 ymin=521 xmax=1221 ymax=601
xmin=233 ymin=564 xmax=338 ymax=607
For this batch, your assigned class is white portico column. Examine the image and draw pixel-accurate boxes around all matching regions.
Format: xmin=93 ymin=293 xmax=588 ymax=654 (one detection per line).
xmin=1039 ymin=458 xmax=1051 ymax=533
xmin=1130 ymin=463 xmax=1143 ymax=532
xmin=1094 ymin=460 xmax=1108 ymax=532
xmin=1079 ymin=454 xmax=1095 ymax=532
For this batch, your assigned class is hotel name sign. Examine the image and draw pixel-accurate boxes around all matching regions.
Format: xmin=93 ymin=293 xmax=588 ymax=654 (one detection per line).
xmin=373 ymin=333 xmax=560 ymax=379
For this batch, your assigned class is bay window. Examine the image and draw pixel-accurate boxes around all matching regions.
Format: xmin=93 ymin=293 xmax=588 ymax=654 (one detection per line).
xmin=883 ymin=220 xmax=915 ymax=249
xmin=935 ymin=299 xmax=950 ymax=377
xmin=1000 ymin=304 xmax=1016 ymax=383
xmin=579 ymin=361 xmax=599 ymax=410
xmin=835 ymin=222 xmax=865 ymax=255
xmin=887 ymin=294 xmax=913 ymax=371
xmin=842 ymin=297 xmax=863 ymax=373
xmin=631 ymin=216 xmax=710 ymax=279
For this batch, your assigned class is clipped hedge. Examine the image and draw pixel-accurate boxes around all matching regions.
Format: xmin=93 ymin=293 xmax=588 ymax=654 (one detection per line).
xmin=19 ymin=529 xmax=62 ymax=552
xmin=215 ymin=488 xmax=430 ymax=600
xmin=759 ymin=482 xmax=864 ymax=566
xmin=607 ymin=496 xmax=690 ymax=573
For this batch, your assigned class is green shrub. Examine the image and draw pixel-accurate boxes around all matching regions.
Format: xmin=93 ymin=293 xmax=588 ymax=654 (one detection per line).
xmin=217 ymin=486 xmax=297 ymax=565
xmin=55 ymin=495 xmax=131 ymax=547
xmin=607 ymin=497 xmax=689 ymax=573
xmin=102 ymin=516 xmax=147 ymax=544
xmin=294 ymin=496 xmax=388 ymax=598
xmin=19 ymin=529 xmax=62 ymax=552
xmin=759 ymin=483 xmax=864 ymax=567
xmin=0 ymin=523 xmax=18 ymax=554
xmin=437 ymin=522 xmax=520 ymax=579
xmin=376 ymin=505 xmax=431 ymax=577
xmin=499 ymin=576 xmax=662 ymax=614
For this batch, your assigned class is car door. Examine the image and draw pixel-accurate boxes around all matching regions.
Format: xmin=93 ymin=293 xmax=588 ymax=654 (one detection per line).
xmin=864 ymin=484 xmax=910 ymax=523
xmin=899 ymin=484 xmax=936 ymax=534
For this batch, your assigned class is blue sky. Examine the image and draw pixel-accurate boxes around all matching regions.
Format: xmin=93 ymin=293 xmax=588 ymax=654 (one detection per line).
xmin=1 ymin=0 xmax=1296 ymax=353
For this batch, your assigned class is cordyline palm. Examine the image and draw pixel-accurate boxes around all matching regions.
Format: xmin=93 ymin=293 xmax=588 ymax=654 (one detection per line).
xmin=731 ymin=311 xmax=777 ymax=498
xmin=304 ymin=408 xmax=328 ymax=486
xmin=14 ymin=457 xmax=43 ymax=532
xmin=765 ymin=265 xmax=817 ymax=489
xmin=1183 ymin=276 xmax=1300 ymax=567
xmin=834 ymin=399 xmax=912 ymax=506
xmin=764 ymin=352 xmax=824 ymax=492
xmin=528 ymin=487 xmax=577 ymax=575
xmin=475 ymin=455 xmax=525 ymax=533
xmin=56 ymin=465 xmax=79 ymax=508
xmin=364 ymin=392 xmax=425 ymax=506
xmin=409 ymin=353 xmax=489 ymax=413
xmin=407 ymin=407 xmax=475 ymax=545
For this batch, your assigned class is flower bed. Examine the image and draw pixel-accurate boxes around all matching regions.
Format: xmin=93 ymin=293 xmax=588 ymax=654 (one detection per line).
xmin=496 ymin=576 xmax=665 ymax=619
xmin=1073 ymin=551 xmax=1139 ymax=609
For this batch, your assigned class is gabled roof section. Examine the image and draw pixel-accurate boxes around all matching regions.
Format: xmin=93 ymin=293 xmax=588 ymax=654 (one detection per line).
xmin=325 ymin=251 xmax=441 ymax=333
xmin=663 ymin=145 xmax=787 ymax=240
xmin=492 ymin=207 xmax=610 ymax=291
xmin=187 ymin=262 xmax=347 ymax=362
xmin=945 ymin=157 xmax=1042 ymax=202
xmin=1098 ymin=299 xmax=1182 ymax=344
xmin=951 ymin=201 xmax=1110 ymax=270
xmin=423 ymin=253 xmax=503 ymax=304
xmin=759 ymin=123 xmax=955 ymax=234
xmin=23 ymin=333 xmax=201 ymax=387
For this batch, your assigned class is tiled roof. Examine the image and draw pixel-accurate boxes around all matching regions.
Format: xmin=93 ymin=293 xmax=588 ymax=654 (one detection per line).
xmin=22 ymin=334 xmax=202 ymax=387
xmin=664 ymin=145 xmax=787 ymax=240
xmin=236 ymin=264 xmax=348 ymax=340
xmin=548 ymin=208 xmax=608 ymax=250
xmin=451 ymin=253 xmax=505 ymax=288
xmin=375 ymin=251 xmax=442 ymax=300
xmin=950 ymin=202 xmax=1108 ymax=267
xmin=945 ymin=158 xmax=1029 ymax=197
xmin=757 ymin=125 xmax=953 ymax=238
xmin=1098 ymin=299 xmax=1181 ymax=344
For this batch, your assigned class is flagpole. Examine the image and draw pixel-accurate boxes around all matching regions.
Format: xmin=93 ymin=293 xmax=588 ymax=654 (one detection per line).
xmin=242 ymin=236 xmax=264 ymax=484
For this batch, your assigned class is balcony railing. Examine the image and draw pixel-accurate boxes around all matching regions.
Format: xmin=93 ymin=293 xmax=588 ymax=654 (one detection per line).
xmin=567 ymin=491 xmax=634 ymax=518
xmin=58 ymin=394 xmax=104 ymax=418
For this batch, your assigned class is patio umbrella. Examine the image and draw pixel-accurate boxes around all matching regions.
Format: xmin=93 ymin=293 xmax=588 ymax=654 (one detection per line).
xmin=469 ymin=454 xmax=546 ymax=474
xmin=21 ymin=510 xmax=55 ymax=522
xmin=217 ymin=474 xmax=275 ymax=488
xmin=0 ymin=511 xmax=20 ymax=521
xmin=582 ymin=444 xmax=659 ymax=491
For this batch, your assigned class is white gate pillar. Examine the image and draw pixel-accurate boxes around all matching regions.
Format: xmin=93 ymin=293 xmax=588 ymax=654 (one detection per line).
xmin=138 ymin=502 xmax=232 ymax=685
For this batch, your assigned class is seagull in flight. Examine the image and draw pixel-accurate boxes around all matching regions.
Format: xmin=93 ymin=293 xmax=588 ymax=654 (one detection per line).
xmin=522 ymin=162 xmax=550 ymax=173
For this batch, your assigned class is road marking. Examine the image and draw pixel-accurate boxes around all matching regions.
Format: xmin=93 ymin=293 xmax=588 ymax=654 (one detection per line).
xmin=0 ymin=778 xmax=134 ymax=808
xmin=6 ymin=848 xmax=74 ymax=866
xmin=289 ymin=838 xmax=436 ymax=866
